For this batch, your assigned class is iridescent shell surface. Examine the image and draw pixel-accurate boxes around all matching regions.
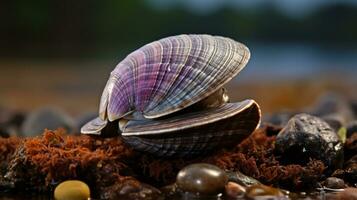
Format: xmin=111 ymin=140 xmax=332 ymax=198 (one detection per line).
xmin=81 ymin=34 xmax=260 ymax=157
xmin=101 ymin=34 xmax=249 ymax=121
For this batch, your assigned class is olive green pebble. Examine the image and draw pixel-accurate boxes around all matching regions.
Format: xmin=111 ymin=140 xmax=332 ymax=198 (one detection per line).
xmin=54 ymin=180 xmax=90 ymax=200
xmin=176 ymin=163 xmax=228 ymax=195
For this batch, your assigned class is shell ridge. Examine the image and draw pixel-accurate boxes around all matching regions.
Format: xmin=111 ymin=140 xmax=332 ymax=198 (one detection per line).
xmin=144 ymin=35 xmax=193 ymax=113
xmin=107 ymin=75 xmax=132 ymax=121
xmin=160 ymin=35 xmax=212 ymax=109
xmin=123 ymin=100 xmax=255 ymax=136
xmin=145 ymin=35 xmax=214 ymax=116
xmin=143 ymin=36 xmax=176 ymax=113
xmin=135 ymin=42 xmax=164 ymax=112
xmin=172 ymin=36 xmax=234 ymax=104
xmin=149 ymin=36 xmax=242 ymax=118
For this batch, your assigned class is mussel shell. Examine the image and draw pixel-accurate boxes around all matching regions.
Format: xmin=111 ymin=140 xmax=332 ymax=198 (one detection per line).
xmin=121 ymin=100 xmax=260 ymax=157
xmin=100 ymin=34 xmax=250 ymax=122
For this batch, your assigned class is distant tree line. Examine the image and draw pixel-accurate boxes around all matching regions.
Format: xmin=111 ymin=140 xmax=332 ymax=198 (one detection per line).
xmin=0 ymin=0 xmax=356 ymax=58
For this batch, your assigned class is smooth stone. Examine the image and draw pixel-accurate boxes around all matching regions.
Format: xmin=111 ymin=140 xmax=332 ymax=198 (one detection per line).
xmin=225 ymin=182 xmax=246 ymax=198
xmin=275 ymin=113 xmax=343 ymax=170
xmin=245 ymin=184 xmax=285 ymax=199
xmin=324 ymin=177 xmax=345 ymax=189
xmin=335 ymin=188 xmax=357 ymax=200
xmin=176 ymin=163 xmax=228 ymax=195
xmin=21 ymin=107 xmax=75 ymax=136
xmin=54 ymin=180 xmax=90 ymax=200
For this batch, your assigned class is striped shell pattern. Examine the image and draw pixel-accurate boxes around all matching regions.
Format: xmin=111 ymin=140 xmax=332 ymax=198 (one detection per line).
xmin=81 ymin=34 xmax=261 ymax=157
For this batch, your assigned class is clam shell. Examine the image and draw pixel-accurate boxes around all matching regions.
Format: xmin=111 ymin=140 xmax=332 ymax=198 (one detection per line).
xmin=101 ymin=34 xmax=250 ymax=122
xmin=121 ymin=99 xmax=260 ymax=157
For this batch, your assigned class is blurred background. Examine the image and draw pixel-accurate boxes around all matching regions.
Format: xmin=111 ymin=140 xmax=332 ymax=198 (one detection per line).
xmin=1 ymin=0 xmax=357 ymax=116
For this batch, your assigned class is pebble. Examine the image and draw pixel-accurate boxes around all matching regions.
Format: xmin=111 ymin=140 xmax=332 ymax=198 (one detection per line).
xmin=275 ymin=113 xmax=343 ymax=169
xmin=21 ymin=107 xmax=75 ymax=136
xmin=245 ymin=184 xmax=286 ymax=200
xmin=176 ymin=163 xmax=228 ymax=195
xmin=225 ymin=182 xmax=246 ymax=198
xmin=54 ymin=180 xmax=90 ymax=200
xmin=335 ymin=188 xmax=357 ymax=200
xmin=324 ymin=177 xmax=345 ymax=189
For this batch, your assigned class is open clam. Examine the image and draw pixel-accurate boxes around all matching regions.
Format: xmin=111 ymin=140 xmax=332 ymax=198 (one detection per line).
xmin=81 ymin=34 xmax=261 ymax=157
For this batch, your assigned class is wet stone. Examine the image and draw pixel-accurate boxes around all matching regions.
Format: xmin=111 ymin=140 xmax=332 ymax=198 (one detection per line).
xmin=275 ymin=113 xmax=343 ymax=170
xmin=324 ymin=177 xmax=345 ymax=189
xmin=176 ymin=163 xmax=228 ymax=195
xmin=54 ymin=180 xmax=90 ymax=200
xmin=21 ymin=107 xmax=75 ymax=136
xmin=225 ymin=182 xmax=246 ymax=198
xmin=245 ymin=184 xmax=286 ymax=200
xmin=335 ymin=187 xmax=357 ymax=200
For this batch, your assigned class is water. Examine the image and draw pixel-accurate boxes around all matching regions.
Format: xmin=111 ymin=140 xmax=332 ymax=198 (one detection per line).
xmin=234 ymin=43 xmax=357 ymax=82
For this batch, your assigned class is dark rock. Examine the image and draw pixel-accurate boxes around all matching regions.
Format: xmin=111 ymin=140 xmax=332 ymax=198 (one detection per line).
xmin=176 ymin=163 xmax=228 ymax=195
xmin=310 ymin=93 xmax=354 ymax=123
xmin=324 ymin=177 xmax=345 ymax=189
xmin=347 ymin=121 xmax=357 ymax=137
xmin=245 ymin=184 xmax=286 ymax=200
xmin=21 ymin=107 xmax=75 ymax=136
xmin=275 ymin=113 xmax=343 ymax=170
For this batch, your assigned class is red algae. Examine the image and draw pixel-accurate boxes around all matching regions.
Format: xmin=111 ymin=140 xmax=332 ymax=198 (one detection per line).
xmin=0 ymin=125 xmax=337 ymax=197
xmin=136 ymin=125 xmax=326 ymax=190
xmin=23 ymin=129 xmax=133 ymax=185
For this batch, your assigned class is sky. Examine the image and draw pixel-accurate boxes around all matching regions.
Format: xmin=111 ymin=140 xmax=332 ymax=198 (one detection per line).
xmin=148 ymin=0 xmax=357 ymax=17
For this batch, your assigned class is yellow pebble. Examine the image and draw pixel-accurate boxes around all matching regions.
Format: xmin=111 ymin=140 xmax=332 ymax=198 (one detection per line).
xmin=54 ymin=180 xmax=90 ymax=200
